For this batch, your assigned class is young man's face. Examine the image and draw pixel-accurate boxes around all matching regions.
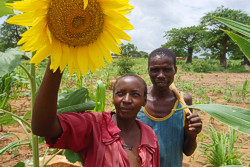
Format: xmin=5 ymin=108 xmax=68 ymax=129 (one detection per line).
xmin=113 ymin=76 xmax=146 ymax=119
xmin=148 ymin=55 xmax=177 ymax=88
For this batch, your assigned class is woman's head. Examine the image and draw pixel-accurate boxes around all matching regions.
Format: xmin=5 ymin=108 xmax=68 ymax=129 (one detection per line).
xmin=113 ymin=74 xmax=147 ymax=119
xmin=113 ymin=74 xmax=147 ymax=98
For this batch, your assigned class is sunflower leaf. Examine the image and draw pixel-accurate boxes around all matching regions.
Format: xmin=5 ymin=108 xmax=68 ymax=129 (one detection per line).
xmin=57 ymin=87 xmax=95 ymax=113
xmin=13 ymin=162 xmax=25 ymax=167
xmin=65 ymin=149 xmax=84 ymax=166
xmin=0 ymin=113 xmax=18 ymax=126
xmin=0 ymin=47 xmax=23 ymax=76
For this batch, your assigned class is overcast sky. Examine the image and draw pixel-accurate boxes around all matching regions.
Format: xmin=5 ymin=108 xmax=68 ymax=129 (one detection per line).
xmin=126 ymin=0 xmax=250 ymax=53
xmin=1 ymin=0 xmax=249 ymax=53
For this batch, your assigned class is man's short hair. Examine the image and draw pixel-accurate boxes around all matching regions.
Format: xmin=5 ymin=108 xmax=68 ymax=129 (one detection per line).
xmin=148 ymin=47 xmax=176 ymax=67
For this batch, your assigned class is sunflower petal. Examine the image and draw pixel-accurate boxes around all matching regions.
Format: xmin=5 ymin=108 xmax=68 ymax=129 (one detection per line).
xmin=71 ymin=48 xmax=81 ymax=78
xmin=95 ymin=39 xmax=113 ymax=63
xmin=30 ymin=45 xmax=51 ymax=66
xmin=88 ymin=43 xmax=105 ymax=69
xmin=104 ymin=22 xmax=131 ymax=42
xmin=83 ymin=0 xmax=88 ymax=10
xmin=60 ymin=44 xmax=70 ymax=72
xmin=104 ymin=9 xmax=134 ymax=30
xmin=6 ymin=13 xmax=34 ymax=26
xmin=68 ymin=47 xmax=75 ymax=77
xmin=77 ymin=46 xmax=89 ymax=75
xmin=99 ymin=31 xmax=121 ymax=55
xmin=50 ymin=40 xmax=62 ymax=72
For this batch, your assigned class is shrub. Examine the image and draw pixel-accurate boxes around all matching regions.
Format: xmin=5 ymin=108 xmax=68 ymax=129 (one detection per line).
xmin=116 ymin=56 xmax=135 ymax=75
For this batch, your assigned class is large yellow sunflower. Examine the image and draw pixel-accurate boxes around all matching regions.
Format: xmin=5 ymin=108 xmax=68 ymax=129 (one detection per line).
xmin=6 ymin=0 xmax=134 ymax=77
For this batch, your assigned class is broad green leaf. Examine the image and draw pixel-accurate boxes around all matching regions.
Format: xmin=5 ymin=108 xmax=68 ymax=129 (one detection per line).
xmin=0 ymin=3 xmax=13 ymax=17
xmin=189 ymin=104 xmax=250 ymax=135
xmin=0 ymin=109 xmax=31 ymax=128
xmin=65 ymin=149 xmax=84 ymax=166
xmin=0 ymin=113 xmax=17 ymax=126
xmin=57 ymin=87 xmax=95 ymax=114
xmin=38 ymin=136 xmax=45 ymax=144
xmin=0 ymin=47 xmax=24 ymax=76
xmin=23 ymin=110 xmax=31 ymax=120
xmin=0 ymin=0 xmax=22 ymax=17
xmin=221 ymin=29 xmax=250 ymax=60
xmin=13 ymin=162 xmax=25 ymax=167
xmin=94 ymin=80 xmax=106 ymax=113
xmin=215 ymin=17 xmax=250 ymax=38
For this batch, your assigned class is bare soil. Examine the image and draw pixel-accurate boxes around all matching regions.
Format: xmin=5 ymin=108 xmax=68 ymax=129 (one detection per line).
xmin=0 ymin=72 xmax=249 ymax=167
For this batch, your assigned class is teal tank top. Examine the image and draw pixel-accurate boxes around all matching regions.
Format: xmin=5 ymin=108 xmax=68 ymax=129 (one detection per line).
xmin=137 ymin=92 xmax=186 ymax=167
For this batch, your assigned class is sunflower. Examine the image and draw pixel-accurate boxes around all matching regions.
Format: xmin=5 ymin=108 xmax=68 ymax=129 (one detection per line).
xmin=6 ymin=0 xmax=134 ymax=77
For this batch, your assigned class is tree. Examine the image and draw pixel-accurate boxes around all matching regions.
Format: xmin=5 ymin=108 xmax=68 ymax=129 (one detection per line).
xmin=200 ymin=6 xmax=250 ymax=68
xmin=162 ymin=25 xmax=205 ymax=63
xmin=119 ymin=43 xmax=141 ymax=57
xmin=139 ymin=51 xmax=149 ymax=58
xmin=0 ymin=15 xmax=26 ymax=52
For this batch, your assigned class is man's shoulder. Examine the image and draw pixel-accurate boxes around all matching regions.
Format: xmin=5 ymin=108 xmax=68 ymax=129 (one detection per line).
xmin=137 ymin=120 xmax=156 ymax=135
xmin=137 ymin=120 xmax=158 ymax=148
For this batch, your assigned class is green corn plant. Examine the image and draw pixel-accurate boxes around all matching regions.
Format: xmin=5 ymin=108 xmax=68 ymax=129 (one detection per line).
xmin=104 ymin=71 xmax=111 ymax=89
xmin=0 ymin=73 xmax=14 ymax=109
xmin=178 ymin=81 xmax=196 ymax=92
xmin=93 ymin=80 xmax=106 ymax=113
xmin=241 ymin=80 xmax=248 ymax=100
xmin=214 ymin=17 xmax=250 ymax=61
xmin=199 ymin=125 xmax=248 ymax=167
xmin=77 ymin=74 xmax=84 ymax=88
xmin=224 ymin=90 xmax=233 ymax=102
xmin=0 ymin=133 xmax=30 ymax=156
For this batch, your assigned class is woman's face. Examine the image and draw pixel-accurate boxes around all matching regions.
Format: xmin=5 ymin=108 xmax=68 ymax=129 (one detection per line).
xmin=113 ymin=76 xmax=146 ymax=119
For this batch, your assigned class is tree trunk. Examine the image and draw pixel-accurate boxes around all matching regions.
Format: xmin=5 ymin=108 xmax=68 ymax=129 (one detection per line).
xmin=186 ymin=48 xmax=193 ymax=63
xmin=241 ymin=56 xmax=250 ymax=65
xmin=220 ymin=38 xmax=228 ymax=69
xmin=220 ymin=55 xmax=227 ymax=69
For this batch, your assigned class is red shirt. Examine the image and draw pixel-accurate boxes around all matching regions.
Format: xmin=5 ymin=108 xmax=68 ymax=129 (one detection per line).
xmin=46 ymin=111 xmax=160 ymax=167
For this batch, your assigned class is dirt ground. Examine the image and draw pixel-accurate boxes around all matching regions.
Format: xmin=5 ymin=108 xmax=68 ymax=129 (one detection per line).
xmin=0 ymin=72 xmax=249 ymax=167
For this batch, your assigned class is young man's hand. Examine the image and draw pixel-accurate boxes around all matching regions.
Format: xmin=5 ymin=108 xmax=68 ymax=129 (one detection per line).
xmin=184 ymin=113 xmax=202 ymax=138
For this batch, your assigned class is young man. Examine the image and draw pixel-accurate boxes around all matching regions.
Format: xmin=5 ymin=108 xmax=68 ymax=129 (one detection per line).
xmin=137 ymin=48 xmax=202 ymax=167
xmin=32 ymin=61 xmax=160 ymax=167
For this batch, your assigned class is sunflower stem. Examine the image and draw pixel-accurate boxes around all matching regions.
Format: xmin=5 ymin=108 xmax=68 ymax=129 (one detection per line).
xmin=30 ymin=54 xmax=39 ymax=167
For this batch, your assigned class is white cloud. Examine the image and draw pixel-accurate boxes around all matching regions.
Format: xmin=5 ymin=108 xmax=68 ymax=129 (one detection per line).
xmin=125 ymin=0 xmax=250 ymax=53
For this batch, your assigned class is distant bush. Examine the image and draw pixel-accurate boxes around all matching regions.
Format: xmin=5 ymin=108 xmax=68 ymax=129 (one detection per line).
xmin=192 ymin=59 xmax=223 ymax=73
xmin=180 ymin=59 xmax=224 ymax=73
xmin=116 ymin=56 xmax=135 ymax=75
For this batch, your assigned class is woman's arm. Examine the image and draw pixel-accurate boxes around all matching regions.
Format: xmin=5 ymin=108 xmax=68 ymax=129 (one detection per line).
xmin=32 ymin=60 xmax=63 ymax=138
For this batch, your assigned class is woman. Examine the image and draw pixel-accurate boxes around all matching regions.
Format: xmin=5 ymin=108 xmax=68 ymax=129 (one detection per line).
xmin=32 ymin=61 xmax=160 ymax=167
